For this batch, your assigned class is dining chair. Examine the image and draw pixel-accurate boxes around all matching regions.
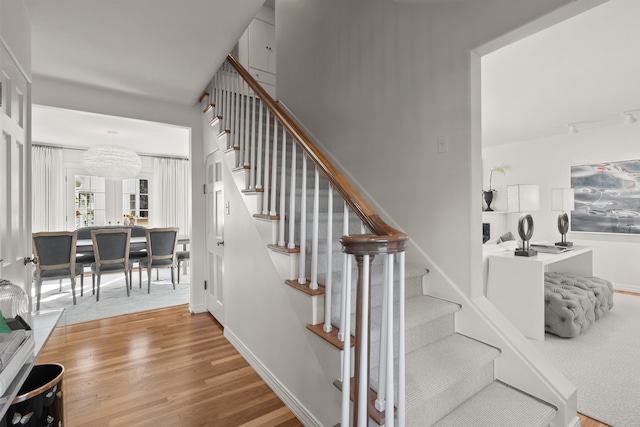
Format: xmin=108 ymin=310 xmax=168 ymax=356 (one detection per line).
xmin=90 ymin=228 xmax=132 ymax=301
xmin=176 ymin=251 xmax=190 ymax=284
xmin=138 ymin=227 xmax=178 ymax=292
xmin=32 ymin=231 xmax=84 ymax=311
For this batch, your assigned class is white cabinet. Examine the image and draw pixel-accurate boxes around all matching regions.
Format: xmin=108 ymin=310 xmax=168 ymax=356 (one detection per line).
xmin=248 ymin=18 xmax=276 ymax=74
xmin=237 ymin=6 xmax=276 ymax=98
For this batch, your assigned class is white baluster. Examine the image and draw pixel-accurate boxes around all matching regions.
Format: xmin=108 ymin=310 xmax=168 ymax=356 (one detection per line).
xmin=244 ymin=84 xmax=251 ymax=168
xmin=357 ymin=254 xmax=370 ymax=427
xmin=256 ymin=98 xmax=264 ymax=191
xmin=385 ymin=254 xmax=395 ymax=426
xmin=269 ymin=117 xmax=278 ymax=217
xmin=250 ymin=90 xmax=257 ymax=190
xmin=341 ymin=254 xmax=352 ymax=427
xmin=310 ymin=166 xmax=320 ymax=290
xmin=223 ymin=69 xmax=229 ymax=133
xmin=232 ymin=73 xmax=239 ymax=151
xmin=287 ymin=142 xmax=297 ymax=249
xmin=216 ymin=69 xmax=222 ymax=119
xmin=298 ymin=155 xmax=307 ymax=285
xmin=338 ymin=201 xmax=349 ymax=342
xmin=278 ymin=128 xmax=287 ymax=247
xmin=398 ymin=251 xmax=406 ymax=427
xmin=238 ymin=80 xmax=245 ymax=168
xmin=323 ymin=185 xmax=333 ymax=333
xmin=375 ymin=255 xmax=389 ymax=412
xmin=361 ymin=222 xmax=366 ymax=234
xmin=261 ymin=109 xmax=271 ymax=215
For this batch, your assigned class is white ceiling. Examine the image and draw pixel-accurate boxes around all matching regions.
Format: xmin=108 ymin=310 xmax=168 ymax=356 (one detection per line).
xmin=32 ymin=105 xmax=191 ymax=158
xmin=25 ymin=0 xmax=265 ymax=157
xmin=482 ymin=0 xmax=640 ymax=147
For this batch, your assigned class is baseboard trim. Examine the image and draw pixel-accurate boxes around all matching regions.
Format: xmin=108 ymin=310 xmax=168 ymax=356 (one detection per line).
xmin=189 ymin=303 xmax=207 ymax=314
xmin=224 ymin=327 xmax=323 ymax=427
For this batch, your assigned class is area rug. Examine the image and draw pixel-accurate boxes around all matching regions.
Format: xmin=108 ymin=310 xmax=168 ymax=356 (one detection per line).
xmin=530 ymin=292 xmax=640 ymax=427
xmin=36 ymin=270 xmax=190 ymax=325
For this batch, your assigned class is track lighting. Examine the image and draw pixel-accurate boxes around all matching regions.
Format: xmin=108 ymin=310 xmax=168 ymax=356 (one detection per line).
xmin=623 ymin=111 xmax=637 ymax=125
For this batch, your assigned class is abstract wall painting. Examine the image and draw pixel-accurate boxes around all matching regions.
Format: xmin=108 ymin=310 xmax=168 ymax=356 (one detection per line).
xmin=571 ymin=159 xmax=640 ymax=234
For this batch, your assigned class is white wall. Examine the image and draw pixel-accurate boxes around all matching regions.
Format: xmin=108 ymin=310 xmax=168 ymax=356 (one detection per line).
xmin=276 ymin=0 xmax=574 ymax=297
xmin=0 ymin=0 xmax=31 ymax=78
xmin=484 ymin=123 xmax=640 ymax=291
xmin=32 ymin=76 xmax=207 ymax=312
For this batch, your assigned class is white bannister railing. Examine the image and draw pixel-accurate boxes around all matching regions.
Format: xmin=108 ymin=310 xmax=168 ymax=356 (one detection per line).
xmin=209 ymin=56 xmax=408 ymax=427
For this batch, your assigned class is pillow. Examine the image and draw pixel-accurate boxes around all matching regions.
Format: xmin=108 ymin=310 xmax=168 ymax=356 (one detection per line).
xmin=497 ymin=231 xmax=515 ymax=243
xmin=498 ymin=240 xmax=520 ymax=251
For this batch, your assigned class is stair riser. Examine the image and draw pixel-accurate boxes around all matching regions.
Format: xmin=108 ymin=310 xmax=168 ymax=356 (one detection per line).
xmin=407 ymin=363 xmax=494 ymax=427
xmin=328 ymin=275 xmax=422 ymax=323
xmin=406 ymin=314 xmax=454 ymax=354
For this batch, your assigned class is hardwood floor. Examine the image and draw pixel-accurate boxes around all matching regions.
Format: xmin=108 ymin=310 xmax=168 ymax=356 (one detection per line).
xmin=37 ymin=305 xmax=303 ymax=427
xmin=578 ymin=414 xmax=610 ymax=427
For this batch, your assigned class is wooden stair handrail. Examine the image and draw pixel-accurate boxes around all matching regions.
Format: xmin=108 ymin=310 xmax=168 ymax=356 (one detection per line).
xmin=226 ymin=54 xmax=406 ymax=241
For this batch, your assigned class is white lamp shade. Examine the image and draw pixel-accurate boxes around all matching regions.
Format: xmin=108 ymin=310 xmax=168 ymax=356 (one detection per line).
xmin=507 ymin=184 xmax=540 ymax=213
xmin=551 ymin=188 xmax=575 ymax=212
xmin=82 ymin=145 xmax=142 ymax=180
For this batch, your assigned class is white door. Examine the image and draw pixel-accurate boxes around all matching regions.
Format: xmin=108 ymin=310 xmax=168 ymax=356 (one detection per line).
xmin=0 ymin=44 xmax=32 ymax=306
xmin=205 ymin=150 xmax=224 ymax=324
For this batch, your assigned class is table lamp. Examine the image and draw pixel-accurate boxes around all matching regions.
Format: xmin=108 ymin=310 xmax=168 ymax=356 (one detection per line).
xmin=551 ymin=188 xmax=575 ymax=247
xmin=507 ymin=184 xmax=540 ymax=257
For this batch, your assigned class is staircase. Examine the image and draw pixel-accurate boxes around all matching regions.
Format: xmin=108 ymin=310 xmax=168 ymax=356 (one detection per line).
xmin=201 ymin=54 xmax=558 ymax=426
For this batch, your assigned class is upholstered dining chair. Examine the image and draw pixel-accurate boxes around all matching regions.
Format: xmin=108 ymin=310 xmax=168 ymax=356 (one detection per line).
xmin=176 ymin=251 xmax=190 ymax=284
xmin=32 ymin=231 xmax=84 ymax=311
xmin=138 ymin=227 xmax=178 ymax=292
xmin=90 ymin=228 xmax=132 ymax=301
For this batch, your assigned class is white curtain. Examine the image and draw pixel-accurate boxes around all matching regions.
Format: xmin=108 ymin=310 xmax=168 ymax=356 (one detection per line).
xmin=32 ymin=145 xmax=65 ymax=232
xmin=152 ymin=157 xmax=191 ymax=237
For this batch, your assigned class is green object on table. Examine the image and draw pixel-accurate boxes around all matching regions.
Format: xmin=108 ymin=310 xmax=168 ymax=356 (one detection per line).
xmin=0 ymin=311 xmax=11 ymax=333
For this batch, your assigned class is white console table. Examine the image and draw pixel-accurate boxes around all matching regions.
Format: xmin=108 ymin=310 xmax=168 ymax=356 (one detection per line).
xmin=487 ymin=246 xmax=593 ymax=340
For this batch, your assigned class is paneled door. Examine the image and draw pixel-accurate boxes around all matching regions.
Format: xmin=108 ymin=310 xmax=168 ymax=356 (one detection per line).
xmin=205 ymin=150 xmax=224 ymax=324
xmin=0 ymin=44 xmax=32 ymax=306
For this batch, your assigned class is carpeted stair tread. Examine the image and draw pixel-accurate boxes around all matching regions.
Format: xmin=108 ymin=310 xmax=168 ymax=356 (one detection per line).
xmin=432 ymin=381 xmax=557 ymax=427
xmin=405 ymin=333 xmax=501 ymax=408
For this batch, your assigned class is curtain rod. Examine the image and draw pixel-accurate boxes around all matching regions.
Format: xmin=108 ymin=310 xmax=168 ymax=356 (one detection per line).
xmin=32 ymin=143 xmax=189 ymax=161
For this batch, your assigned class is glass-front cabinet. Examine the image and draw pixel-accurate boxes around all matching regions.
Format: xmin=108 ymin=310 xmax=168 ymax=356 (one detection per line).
xmin=68 ymin=171 xmax=151 ymax=229
xmin=74 ymin=175 xmax=106 ymax=227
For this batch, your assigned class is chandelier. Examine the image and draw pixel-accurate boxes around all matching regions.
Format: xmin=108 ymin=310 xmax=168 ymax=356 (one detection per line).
xmin=82 ymin=145 xmax=142 ymax=180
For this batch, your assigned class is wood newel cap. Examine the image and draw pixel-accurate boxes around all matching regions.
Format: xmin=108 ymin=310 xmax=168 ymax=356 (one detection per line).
xmin=340 ymin=233 xmax=409 ymax=256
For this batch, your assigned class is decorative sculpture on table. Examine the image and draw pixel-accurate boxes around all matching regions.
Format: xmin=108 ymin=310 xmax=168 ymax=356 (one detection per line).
xmin=552 ymin=188 xmax=575 ymax=246
xmin=507 ymin=184 xmax=540 ymax=257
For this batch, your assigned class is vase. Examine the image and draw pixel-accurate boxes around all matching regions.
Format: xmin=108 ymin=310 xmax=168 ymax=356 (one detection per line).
xmin=483 ymin=191 xmax=495 ymax=212
xmin=0 ymin=279 xmax=29 ymax=319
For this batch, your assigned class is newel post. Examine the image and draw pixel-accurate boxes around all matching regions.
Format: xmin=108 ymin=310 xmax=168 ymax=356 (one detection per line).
xmin=341 ymin=233 xmax=408 ymax=427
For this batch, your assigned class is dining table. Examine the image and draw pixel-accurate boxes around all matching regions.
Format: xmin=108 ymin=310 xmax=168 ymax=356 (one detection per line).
xmin=75 ymin=236 xmax=190 ymax=254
